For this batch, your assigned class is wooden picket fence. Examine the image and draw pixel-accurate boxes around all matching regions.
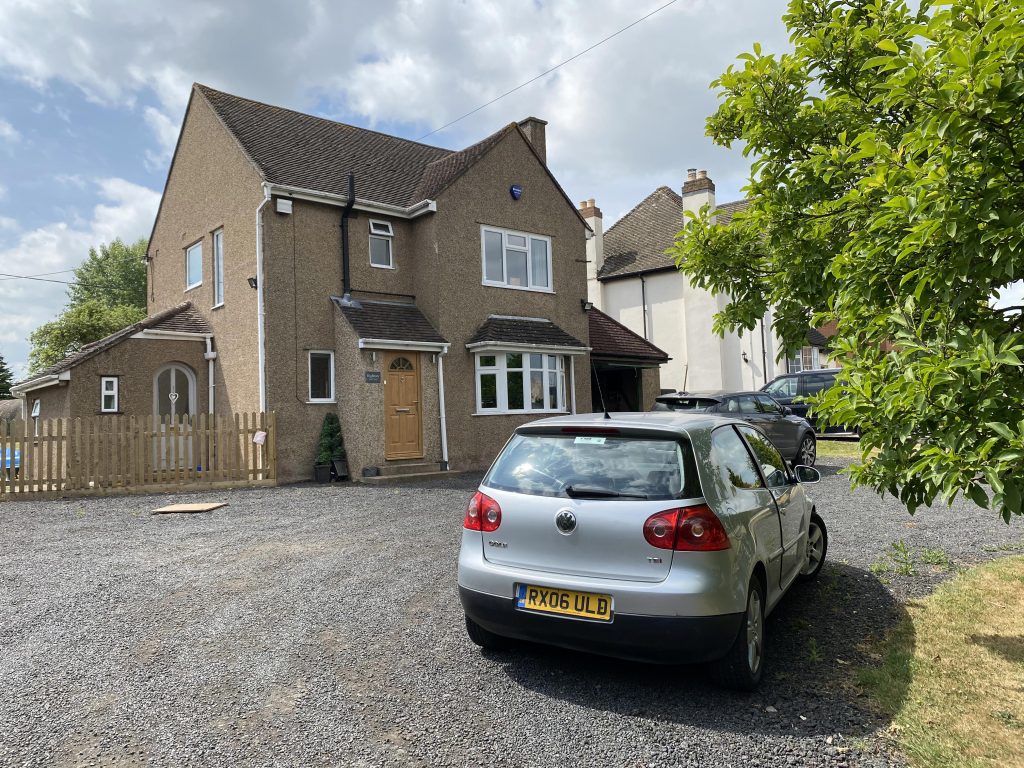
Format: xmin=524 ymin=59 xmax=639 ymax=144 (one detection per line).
xmin=0 ymin=411 xmax=276 ymax=499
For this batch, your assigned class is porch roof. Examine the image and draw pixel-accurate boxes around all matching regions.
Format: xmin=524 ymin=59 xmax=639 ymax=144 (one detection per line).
xmin=333 ymin=298 xmax=448 ymax=347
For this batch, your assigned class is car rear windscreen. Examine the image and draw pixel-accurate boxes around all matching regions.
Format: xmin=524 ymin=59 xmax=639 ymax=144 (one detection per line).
xmin=484 ymin=433 xmax=701 ymax=500
xmin=652 ymin=398 xmax=717 ymax=412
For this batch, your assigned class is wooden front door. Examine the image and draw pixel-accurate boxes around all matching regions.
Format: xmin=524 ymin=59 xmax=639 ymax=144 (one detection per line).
xmin=384 ymin=352 xmax=423 ymax=459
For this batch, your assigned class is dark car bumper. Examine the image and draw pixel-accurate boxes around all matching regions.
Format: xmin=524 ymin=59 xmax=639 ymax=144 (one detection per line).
xmin=459 ymin=586 xmax=743 ymax=664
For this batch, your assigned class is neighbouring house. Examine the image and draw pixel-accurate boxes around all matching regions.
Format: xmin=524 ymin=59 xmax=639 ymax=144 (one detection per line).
xmin=586 ymin=307 xmax=668 ymax=411
xmin=0 ymin=399 xmax=21 ymax=423
xmin=584 ymin=169 xmax=785 ymax=393
xmin=13 ymin=84 xmax=668 ymax=483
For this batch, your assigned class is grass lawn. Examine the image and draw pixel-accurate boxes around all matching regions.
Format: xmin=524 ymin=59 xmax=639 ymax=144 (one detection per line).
xmin=857 ymin=556 xmax=1024 ymax=768
xmin=816 ymin=438 xmax=864 ymax=460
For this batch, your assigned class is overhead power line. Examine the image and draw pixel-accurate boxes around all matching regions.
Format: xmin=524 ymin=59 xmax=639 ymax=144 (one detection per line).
xmin=417 ymin=0 xmax=679 ymax=140
xmin=0 ymin=269 xmax=77 ymax=283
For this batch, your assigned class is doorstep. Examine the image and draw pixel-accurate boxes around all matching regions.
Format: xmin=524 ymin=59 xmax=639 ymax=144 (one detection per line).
xmin=358 ymin=469 xmax=473 ymax=485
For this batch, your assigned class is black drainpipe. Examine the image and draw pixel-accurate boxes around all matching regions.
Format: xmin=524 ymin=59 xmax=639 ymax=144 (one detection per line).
xmin=338 ymin=173 xmax=360 ymax=307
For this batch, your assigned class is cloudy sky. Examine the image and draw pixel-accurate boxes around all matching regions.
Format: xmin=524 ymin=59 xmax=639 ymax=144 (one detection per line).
xmin=0 ymin=0 xmax=792 ymax=377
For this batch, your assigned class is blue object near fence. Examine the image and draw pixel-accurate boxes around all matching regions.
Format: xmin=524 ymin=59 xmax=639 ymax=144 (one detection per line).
xmin=2 ymin=447 xmax=20 ymax=470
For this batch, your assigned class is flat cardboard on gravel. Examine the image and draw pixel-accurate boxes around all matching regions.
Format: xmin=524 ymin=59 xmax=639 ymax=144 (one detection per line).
xmin=150 ymin=503 xmax=226 ymax=515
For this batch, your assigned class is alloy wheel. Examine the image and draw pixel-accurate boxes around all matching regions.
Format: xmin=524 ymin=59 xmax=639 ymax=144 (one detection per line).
xmin=746 ymin=589 xmax=763 ymax=675
xmin=802 ymin=522 xmax=824 ymax=576
xmin=798 ymin=436 xmax=816 ymax=466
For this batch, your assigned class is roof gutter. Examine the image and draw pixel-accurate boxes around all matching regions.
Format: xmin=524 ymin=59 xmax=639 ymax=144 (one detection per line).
xmin=465 ymin=341 xmax=591 ymax=356
xmin=11 ymin=370 xmax=71 ymax=396
xmin=357 ymin=339 xmax=450 ymax=353
xmin=266 ymin=183 xmax=437 ymax=219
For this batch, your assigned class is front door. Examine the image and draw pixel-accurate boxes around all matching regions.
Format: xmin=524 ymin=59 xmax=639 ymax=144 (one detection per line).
xmin=154 ymin=364 xmax=197 ymax=470
xmin=384 ymin=353 xmax=423 ymax=459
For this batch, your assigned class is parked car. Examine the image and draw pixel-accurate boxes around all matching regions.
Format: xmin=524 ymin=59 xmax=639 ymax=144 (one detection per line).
xmin=761 ymin=369 xmax=855 ymax=435
xmin=458 ymin=412 xmax=827 ymax=690
xmin=652 ymin=391 xmax=817 ymax=467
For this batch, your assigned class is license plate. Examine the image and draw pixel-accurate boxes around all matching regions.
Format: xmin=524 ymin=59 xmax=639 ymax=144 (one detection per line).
xmin=515 ymin=584 xmax=613 ymax=622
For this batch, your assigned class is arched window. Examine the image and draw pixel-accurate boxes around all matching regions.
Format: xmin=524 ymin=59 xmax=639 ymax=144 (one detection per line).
xmin=153 ymin=363 xmax=197 ymax=420
xmin=389 ymin=357 xmax=415 ymax=371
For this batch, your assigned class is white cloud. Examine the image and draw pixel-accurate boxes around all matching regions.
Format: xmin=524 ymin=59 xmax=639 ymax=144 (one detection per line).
xmin=0 ymin=178 xmax=159 ymax=378
xmin=0 ymin=216 xmax=17 ymax=231
xmin=0 ymin=118 xmax=19 ymax=143
xmin=0 ymin=0 xmax=788 ymax=212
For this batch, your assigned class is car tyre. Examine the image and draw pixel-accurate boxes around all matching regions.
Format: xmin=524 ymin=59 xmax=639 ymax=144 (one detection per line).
xmin=713 ymin=576 xmax=765 ymax=691
xmin=465 ymin=615 xmax=509 ymax=651
xmin=795 ymin=434 xmax=817 ymax=467
xmin=798 ymin=512 xmax=828 ymax=581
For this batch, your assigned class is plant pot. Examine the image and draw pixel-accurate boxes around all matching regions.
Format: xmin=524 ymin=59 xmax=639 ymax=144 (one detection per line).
xmin=313 ymin=463 xmax=332 ymax=483
xmin=331 ymin=457 xmax=349 ymax=480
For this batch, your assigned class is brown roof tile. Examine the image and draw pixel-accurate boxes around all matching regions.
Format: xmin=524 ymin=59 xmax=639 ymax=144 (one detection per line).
xmin=587 ymin=308 xmax=668 ymax=362
xmin=466 ymin=316 xmax=586 ymax=349
xmin=334 ymin=299 xmax=447 ymax=345
xmin=598 ymin=191 xmax=750 ymax=280
xmin=15 ymin=303 xmax=210 ymax=389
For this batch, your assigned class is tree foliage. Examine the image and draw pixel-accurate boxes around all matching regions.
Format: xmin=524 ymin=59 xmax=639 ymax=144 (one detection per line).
xmin=68 ymin=238 xmax=148 ymax=310
xmin=668 ymin=0 xmax=1024 ymax=520
xmin=27 ymin=238 xmax=148 ymax=374
xmin=0 ymin=353 xmax=14 ymax=398
xmin=28 ymin=301 xmax=146 ymax=373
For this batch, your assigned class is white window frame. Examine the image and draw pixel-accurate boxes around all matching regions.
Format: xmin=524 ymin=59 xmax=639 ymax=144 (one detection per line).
xmin=308 ymin=350 xmax=335 ymax=403
xmin=30 ymin=399 xmax=40 ymax=436
xmin=474 ymin=351 xmax=566 ymax=415
xmin=212 ymin=229 xmax=225 ymax=307
xmin=368 ymin=219 xmax=394 ymax=270
xmin=480 ymin=226 xmax=553 ymax=293
xmin=185 ymin=241 xmax=203 ymax=291
xmin=100 ymin=376 xmax=119 ymax=413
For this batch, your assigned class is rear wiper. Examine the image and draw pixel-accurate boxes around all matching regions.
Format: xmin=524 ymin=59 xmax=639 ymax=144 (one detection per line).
xmin=564 ymin=485 xmax=648 ymax=499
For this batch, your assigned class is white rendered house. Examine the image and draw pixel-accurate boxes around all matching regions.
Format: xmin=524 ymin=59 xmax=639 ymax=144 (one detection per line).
xmin=583 ymin=169 xmax=784 ymax=394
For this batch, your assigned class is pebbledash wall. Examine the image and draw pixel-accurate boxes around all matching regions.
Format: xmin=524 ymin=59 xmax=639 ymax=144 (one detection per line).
xmin=23 ymin=339 xmax=209 ymax=422
xmin=147 ymin=91 xmax=265 ymax=419
xmin=261 ymin=127 xmax=592 ymax=481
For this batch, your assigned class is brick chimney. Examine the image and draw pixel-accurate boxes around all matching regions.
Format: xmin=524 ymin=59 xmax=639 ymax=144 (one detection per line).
xmin=682 ymin=168 xmax=716 ymax=216
xmin=580 ymin=198 xmax=604 ymax=311
xmin=518 ymin=117 xmax=548 ymax=165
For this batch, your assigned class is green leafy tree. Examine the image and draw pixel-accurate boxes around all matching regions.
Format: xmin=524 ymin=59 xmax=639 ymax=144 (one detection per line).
xmin=0 ymin=353 xmax=14 ymax=398
xmin=27 ymin=238 xmax=148 ymax=374
xmin=669 ymin=0 xmax=1024 ymax=520
xmin=67 ymin=238 xmax=148 ymax=309
xmin=28 ymin=300 xmax=146 ymax=372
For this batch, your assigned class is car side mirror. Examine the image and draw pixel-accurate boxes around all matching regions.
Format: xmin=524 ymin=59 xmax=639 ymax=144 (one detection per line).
xmin=782 ymin=406 xmax=793 ymax=416
xmin=794 ymin=465 xmax=820 ymax=484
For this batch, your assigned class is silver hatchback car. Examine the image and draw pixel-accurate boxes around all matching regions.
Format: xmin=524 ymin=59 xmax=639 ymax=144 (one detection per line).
xmin=458 ymin=412 xmax=827 ymax=690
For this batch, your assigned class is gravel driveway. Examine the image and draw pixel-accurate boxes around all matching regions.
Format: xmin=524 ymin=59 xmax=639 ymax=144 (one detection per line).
xmin=2 ymin=458 xmax=1021 ymax=768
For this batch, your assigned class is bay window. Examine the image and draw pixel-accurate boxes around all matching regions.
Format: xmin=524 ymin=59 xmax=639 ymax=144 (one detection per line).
xmin=475 ymin=352 xmax=566 ymax=414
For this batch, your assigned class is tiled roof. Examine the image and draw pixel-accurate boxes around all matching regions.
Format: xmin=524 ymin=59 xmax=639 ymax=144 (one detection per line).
xmin=466 ymin=316 xmax=586 ymax=349
xmin=197 ymin=84 xmax=454 ymax=207
xmin=15 ymin=303 xmax=211 ymax=389
xmin=410 ymin=124 xmax=517 ymax=202
xmin=334 ymin=299 xmax=448 ymax=345
xmin=598 ymin=190 xmax=750 ymax=280
xmin=807 ymin=328 xmax=829 ymax=347
xmin=587 ymin=308 xmax=668 ymax=362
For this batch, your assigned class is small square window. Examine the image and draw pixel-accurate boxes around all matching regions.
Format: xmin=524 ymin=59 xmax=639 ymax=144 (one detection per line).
xmin=186 ymin=241 xmax=203 ymax=290
xmin=101 ymin=377 xmax=119 ymax=413
xmin=309 ymin=351 xmax=334 ymax=402
xmin=369 ymin=220 xmax=393 ymax=236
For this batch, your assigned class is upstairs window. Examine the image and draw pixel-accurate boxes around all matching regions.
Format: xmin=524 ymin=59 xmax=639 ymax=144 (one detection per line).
xmin=185 ymin=241 xmax=203 ymax=290
xmin=212 ymin=229 xmax=225 ymax=306
xmin=369 ymin=220 xmax=394 ymax=269
xmin=100 ymin=377 xmax=119 ymax=413
xmin=481 ymin=226 xmax=551 ymax=291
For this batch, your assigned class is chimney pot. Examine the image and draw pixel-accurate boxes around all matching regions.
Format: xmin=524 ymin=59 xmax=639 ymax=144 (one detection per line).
xmin=687 ymin=168 xmax=697 ymax=180
xmin=579 ymin=200 xmax=587 ymax=208
xmin=587 ymin=198 xmax=595 ymax=207
xmin=697 ymin=169 xmax=708 ymax=179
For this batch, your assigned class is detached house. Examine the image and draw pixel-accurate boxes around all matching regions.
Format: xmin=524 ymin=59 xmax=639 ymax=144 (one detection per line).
xmin=14 ymin=84 xmax=650 ymax=483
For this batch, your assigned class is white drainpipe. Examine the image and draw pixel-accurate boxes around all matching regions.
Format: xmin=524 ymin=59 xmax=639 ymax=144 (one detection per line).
xmin=204 ymin=336 xmax=216 ymax=414
xmin=255 ymin=185 xmax=271 ymax=412
xmin=437 ymin=350 xmax=450 ymax=470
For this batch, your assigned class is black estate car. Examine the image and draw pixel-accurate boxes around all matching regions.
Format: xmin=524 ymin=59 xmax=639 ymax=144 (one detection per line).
xmin=652 ymin=391 xmax=817 ymax=467
xmin=760 ymin=369 xmax=857 ymax=435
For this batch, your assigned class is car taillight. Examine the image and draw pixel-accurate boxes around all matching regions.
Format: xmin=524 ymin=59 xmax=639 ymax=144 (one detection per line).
xmin=464 ymin=491 xmax=501 ymax=532
xmin=643 ymin=504 xmax=730 ymax=551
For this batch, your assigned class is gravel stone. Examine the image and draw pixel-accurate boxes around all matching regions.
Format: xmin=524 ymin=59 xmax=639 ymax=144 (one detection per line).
xmin=0 ymin=456 xmax=1021 ymax=767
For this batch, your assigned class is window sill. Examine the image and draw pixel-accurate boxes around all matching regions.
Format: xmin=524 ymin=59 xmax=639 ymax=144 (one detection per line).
xmin=185 ymin=283 xmax=203 ymax=292
xmin=211 ymin=302 xmax=224 ymax=310
xmin=307 ymin=399 xmax=337 ymax=405
xmin=370 ymin=263 xmax=395 ymax=270
xmin=481 ymin=281 xmax=554 ymax=295
xmin=98 ymin=411 xmax=124 ymax=416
